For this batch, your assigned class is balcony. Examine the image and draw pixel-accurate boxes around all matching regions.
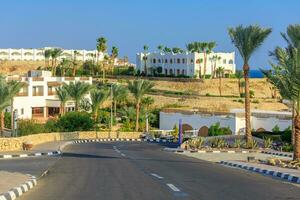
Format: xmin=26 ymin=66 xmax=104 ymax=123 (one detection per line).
xmin=65 ymin=77 xmax=74 ymax=81
xmin=32 ymin=77 xmax=44 ymax=81
xmin=48 ymin=91 xmax=56 ymax=96
xmin=17 ymin=92 xmax=28 ymax=97
xmin=33 ymin=91 xmax=44 ymax=96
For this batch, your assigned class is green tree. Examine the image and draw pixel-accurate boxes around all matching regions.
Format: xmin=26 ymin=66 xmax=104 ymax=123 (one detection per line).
xmin=263 ymin=25 xmax=300 ymax=160
xmin=210 ymin=55 xmax=221 ymax=78
xmin=112 ymin=84 xmax=128 ymax=117
xmin=203 ymin=42 xmax=216 ymax=79
xmin=55 ymin=86 xmax=69 ymax=115
xmin=235 ymin=70 xmax=244 ymax=95
xmin=142 ymin=45 xmax=149 ymax=75
xmin=90 ymin=89 xmax=109 ymax=121
xmin=228 ymin=25 xmax=271 ymax=143
xmin=0 ymin=77 xmax=10 ymax=136
xmin=63 ymin=82 xmax=92 ymax=111
xmin=44 ymin=49 xmax=52 ymax=68
xmin=142 ymin=96 xmax=154 ymax=132
xmin=216 ymin=67 xmax=224 ymax=96
xmin=51 ymin=48 xmax=63 ymax=76
xmin=127 ymin=79 xmax=155 ymax=131
xmin=96 ymin=37 xmax=107 ymax=81
xmin=157 ymin=45 xmax=164 ymax=53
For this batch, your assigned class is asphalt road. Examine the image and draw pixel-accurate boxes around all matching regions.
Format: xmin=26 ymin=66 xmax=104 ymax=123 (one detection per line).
xmin=18 ymin=142 xmax=300 ymax=200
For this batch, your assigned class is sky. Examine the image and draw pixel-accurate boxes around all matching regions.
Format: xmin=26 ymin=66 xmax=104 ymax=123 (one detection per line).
xmin=0 ymin=0 xmax=299 ymax=69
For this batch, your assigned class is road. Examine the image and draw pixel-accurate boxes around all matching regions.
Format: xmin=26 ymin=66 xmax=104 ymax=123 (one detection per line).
xmin=18 ymin=142 xmax=300 ymax=200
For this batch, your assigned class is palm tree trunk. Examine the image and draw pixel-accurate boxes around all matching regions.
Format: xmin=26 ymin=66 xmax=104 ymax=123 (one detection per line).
xmin=244 ymin=64 xmax=252 ymax=142
xmin=292 ymin=101 xmax=295 ymax=145
xmin=238 ymin=79 xmax=241 ymax=95
xmin=135 ymin=102 xmax=140 ymax=132
xmin=294 ymin=114 xmax=300 ymax=160
xmin=75 ymin=101 xmax=78 ymax=112
xmin=10 ymin=98 xmax=14 ymax=136
xmin=203 ymin=52 xmax=207 ymax=79
xmin=219 ymin=77 xmax=222 ymax=96
xmin=114 ymin=100 xmax=117 ymax=117
xmin=0 ymin=111 xmax=4 ymax=137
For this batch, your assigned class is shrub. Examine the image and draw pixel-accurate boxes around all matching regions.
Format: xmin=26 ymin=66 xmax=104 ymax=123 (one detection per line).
xmin=250 ymin=90 xmax=255 ymax=98
xmin=44 ymin=119 xmax=59 ymax=132
xmin=194 ymin=137 xmax=204 ymax=149
xmin=244 ymin=139 xmax=258 ymax=149
xmin=237 ymin=99 xmax=244 ymax=104
xmin=208 ymin=123 xmax=231 ymax=136
xmin=205 ymin=93 xmax=211 ymax=96
xmin=252 ymin=99 xmax=259 ymax=104
xmin=17 ymin=120 xmax=45 ymax=136
xmin=282 ymin=143 xmax=293 ymax=152
xmin=263 ymin=137 xmax=273 ymax=148
xmin=240 ymin=93 xmax=245 ymax=98
xmin=281 ymin=127 xmax=292 ymax=143
xmin=4 ymin=112 xmax=11 ymax=129
xmin=210 ymin=138 xmax=227 ymax=148
xmin=57 ymin=112 xmax=94 ymax=132
xmin=272 ymin=125 xmax=280 ymax=133
xmin=233 ymin=138 xmax=243 ymax=148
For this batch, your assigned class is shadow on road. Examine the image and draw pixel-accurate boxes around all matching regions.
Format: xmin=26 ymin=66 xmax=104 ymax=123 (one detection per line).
xmin=62 ymin=152 xmax=121 ymax=159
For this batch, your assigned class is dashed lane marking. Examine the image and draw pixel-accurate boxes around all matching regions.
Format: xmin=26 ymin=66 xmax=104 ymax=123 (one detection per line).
xmin=151 ymin=173 xmax=164 ymax=179
xmin=166 ymin=184 xmax=180 ymax=192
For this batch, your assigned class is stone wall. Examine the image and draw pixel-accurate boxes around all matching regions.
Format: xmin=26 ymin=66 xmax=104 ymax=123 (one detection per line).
xmin=0 ymin=131 xmax=142 ymax=152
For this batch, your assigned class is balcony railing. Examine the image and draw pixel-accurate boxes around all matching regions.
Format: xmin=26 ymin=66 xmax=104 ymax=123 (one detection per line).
xmin=32 ymin=77 xmax=44 ymax=81
xmin=65 ymin=77 xmax=74 ymax=81
xmin=48 ymin=91 xmax=56 ymax=96
xmin=33 ymin=92 xmax=44 ymax=96
xmin=17 ymin=92 xmax=28 ymax=97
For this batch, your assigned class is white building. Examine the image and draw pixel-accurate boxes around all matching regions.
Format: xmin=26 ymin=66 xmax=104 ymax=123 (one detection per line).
xmin=136 ymin=51 xmax=236 ymax=77
xmin=0 ymin=47 xmax=105 ymax=62
xmin=160 ymin=108 xmax=292 ymax=136
xmin=6 ymin=70 xmax=92 ymax=122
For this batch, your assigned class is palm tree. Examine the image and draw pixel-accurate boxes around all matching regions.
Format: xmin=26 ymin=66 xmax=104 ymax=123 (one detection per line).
xmin=96 ymin=37 xmax=107 ymax=81
xmin=210 ymin=55 xmax=221 ymax=79
xmin=216 ymin=67 xmax=224 ymax=96
xmin=55 ymin=86 xmax=69 ymax=115
xmin=0 ymin=77 xmax=10 ymax=136
xmin=157 ymin=45 xmax=164 ymax=53
xmin=51 ymin=48 xmax=63 ymax=76
xmin=172 ymin=47 xmax=183 ymax=54
xmin=228 ymin=25 xmax=272 ymax=143
xmin=63 ymin=81 xmax=92 ymax=111
xmin=111 ymin=46 xmax=119 ymax=74
xmin=142 ymin=96 xmax=154 ymax=132
xmin=44 ymin=49 xmax=52 ymax=68
xmin=127 ymin=79 xmax=155 ymax=132
xmin=8 ymin=81 xmax=24 ymax=135
xmin=72 ymin=50 xmax=80 ymax=76
xmin=163 ymin=47 xmax=172 ymax=53
xmin=60 ymin=58 xmax=72 ymax=76
xmin=263 ymin=24 xmax=300 ymax=160
xmin=112 ymin=84 xmax=128 ymax=117
xmin=90 ymin=89 xmax=109 ymax=121
xmin=235 ymin=70 xmax=244 ymax=95
xmin=142 ymin=45 xmax=149 ymax=76
xmin=203 ymin=42 xmax=216 ymax=79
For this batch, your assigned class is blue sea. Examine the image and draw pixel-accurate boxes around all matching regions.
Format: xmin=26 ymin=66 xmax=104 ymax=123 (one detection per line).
xmin=249 ymin=70 xmax=264 ymax=78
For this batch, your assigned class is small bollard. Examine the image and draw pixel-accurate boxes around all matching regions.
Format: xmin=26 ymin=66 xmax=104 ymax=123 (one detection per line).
xmin=247 ymin=156 xmax=255 ymax=162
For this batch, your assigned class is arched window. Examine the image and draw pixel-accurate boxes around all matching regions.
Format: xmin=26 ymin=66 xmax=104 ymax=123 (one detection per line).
xmin=153 ymin=59 xmax=156 ymax=63
xmin=170 ymin=59 xmax=173 ymax=64
xmin=158 ymin=59 xmax=161 ymax=63
xmin=169 ymin=69 xmax=173 ymax=74
xmin=182 ymin=58 xmax=185 ymax=63
xmin=177 ymin=58 xmax=180 ymax=64
xmin=165 ymin=69 xmax=168 ymax=75
xmin=177 ymin=69 xmax=180 ymax=75
xmin=191 ymin=59 xmax=194 ymax=63
xmin=165 ymin=59 xmax=168 ymax=63
xmin=229 ymin=59 xmax=233 ymax=64
xmin=223 ymin=59 xmax=226 ymax=64
xmin=182 ymin=69 xmax=185 ymax=75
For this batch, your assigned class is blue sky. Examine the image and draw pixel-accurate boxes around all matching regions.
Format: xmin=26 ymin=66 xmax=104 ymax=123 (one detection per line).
xmin=0 ymin=0 xmax=299 ymax=69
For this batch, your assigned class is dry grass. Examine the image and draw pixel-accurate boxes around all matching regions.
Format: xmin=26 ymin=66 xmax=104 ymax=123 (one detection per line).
xmin=0 ymin=60 xmax=43 ymax=75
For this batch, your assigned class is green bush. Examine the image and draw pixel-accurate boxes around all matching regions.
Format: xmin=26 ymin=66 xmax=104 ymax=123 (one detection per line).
xmin=210 ymin=138 xmax=227 ymax=148
xmin=281 ymin=127 xmax=292 ymax=143
xmin=17 ymin=120 xmax=45 ymax=136
xmin=208 ymin=122 xmax=231 ymax=136
xmin=250 ymin=90 xmax=255 ymax=98
xmin=57 ymin=112 xmax=94 ymax=132
xmin=4 ymin=112 xmax=11 ymax=129
xmin=44 ymin=119 xmax=59 ymax=132
xmin=272 ymin=125 xmax=280 ymax=133
xmin=282 ymin=143 xmax=293 ymax=152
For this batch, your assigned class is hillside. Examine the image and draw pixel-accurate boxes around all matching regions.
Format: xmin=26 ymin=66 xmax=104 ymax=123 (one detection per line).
xmin=0 ymin=60 xmax=43 ymax=75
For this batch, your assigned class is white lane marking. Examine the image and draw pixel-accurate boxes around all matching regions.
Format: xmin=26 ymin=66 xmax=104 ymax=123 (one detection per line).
xmin=121 ymin=153 xmax=126 ymax=157
xmin=151 ymin=173 xmax=164 ymax=179
xmin=166 ymin=184 xmax=180 ymax=192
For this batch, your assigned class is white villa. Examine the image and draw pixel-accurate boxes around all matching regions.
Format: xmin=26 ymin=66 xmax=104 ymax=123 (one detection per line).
xmin=0 ymin=47 xmax=105 ymax=62
xmin=136 ymin=51 xmax=236 ymax=77
xmin=5 ymin=70 xmax=92 ymax=122
xmin=160 ymin=108 xmax=292 ymax=136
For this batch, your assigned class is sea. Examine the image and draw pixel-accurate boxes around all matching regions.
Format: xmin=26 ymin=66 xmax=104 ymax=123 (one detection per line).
xmin=249 ymin=70 xmax=264 ymax=78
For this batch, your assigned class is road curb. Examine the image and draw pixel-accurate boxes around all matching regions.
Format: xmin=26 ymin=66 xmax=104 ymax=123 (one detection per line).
xmin=0 ymin=151 xmax=61 ymax=160
xmin=163 ymin=148 xmax=257 ymax=154
xmin=0 ymin=174 xmax=37 ymax=200
xmin=260 ymin=150 xmax=293 ymax=158
xmin=73 ymin=138 xmax=142 ymax=143
xmin=220 ymin=161 xmax=300 ymax=184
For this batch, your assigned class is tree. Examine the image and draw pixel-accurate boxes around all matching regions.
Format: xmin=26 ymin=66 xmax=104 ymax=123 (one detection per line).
xmin=110 ymin=46 xmax=119 ymax=74
xmin=51 ymin=48 xmax=63 ymax=76
xmin=60 ymin=58 xmax=72 ymax=76
xmin=112 ymin=84 xmax=128 ymax=117
xmin=263 ymin=24 xmax=300 ymax=160
xmin=216 ymin=67 xmax=224 ymax=96
xmin=163 ymin=47 xmax=172 ymax=53
xmin=96 ymin=37 xmax=107 ymax=81
xmin=0 ymin=77 xmax=10 ymax=136
xmin=90 ymin=89 xmax=109 ymax=121
xmin=142 ymin=96 xmax=154 ymax=132
xmin=157 ymin=45 xmax=164 ymax=53
xmin=63 ymin=82 xmax=92 ymax=111
xmin=172 ymin=47 xmax=183 ymax=54
xmin=55 ymin=86 xmax=69 ymax=115
xmin=210 ymin=55 xmax=221 ymax=78
xmin=228 ymin=25 xmax=272 ymax=143
xmin=72 ymin=50 xmax=80 ymax=76
xmin=235 ymin=70 xmax=244 ymax=95
xmin=142 ymin=45 xmax=149 ymax=75
xmin=202 ymin=42 xmax=216 ymax=79
xmin=44 ymin=49 xmax=52 ymax=67
xmin=127 ymin=79 xmax=155 ymax=132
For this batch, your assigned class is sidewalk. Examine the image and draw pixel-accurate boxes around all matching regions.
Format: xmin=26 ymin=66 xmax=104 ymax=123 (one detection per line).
xmin=0 ymin=171 xmax=29 ymax=194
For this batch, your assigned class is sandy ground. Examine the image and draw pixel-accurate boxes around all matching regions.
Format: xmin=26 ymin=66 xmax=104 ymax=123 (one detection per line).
xmin=0 ymin=171 xmax=29 ymax=194
xmin=0 ymin=60 xmax=44 ymax=75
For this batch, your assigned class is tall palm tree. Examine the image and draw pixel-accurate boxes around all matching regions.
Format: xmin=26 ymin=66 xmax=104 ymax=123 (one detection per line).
xmin=216 ymin=67 xmax=224 ymax=96
xmin=55 ymin=86 xmax=69 ymax=115
xmin=264 ymin=24 xmax=300 ymax=160
xmin=127 ymin=79 xmax=155 ymax=132
xmin=60 ymin=58 xmax=72 ymax=76
xmin=90 ymin=89 xmax=109 ymax=121
xmin=96 ymin=37 xmax=107 ymax=80
xmin=44 ymin=49 xmax=52 ymax=68
xmin=210 ymin=55 xmax=221 ymax=79
xmin=157 ymin=45 xmax=164 ymax=53
xmin=163 ymin=47 xmax=172 ymax=53
xmin=72 ymin=50 xmax=80 ymax=76
xmin=112 ymin=84 xmax=128 ymax=117
xmin=51 ymin=48 xmax=63 ymax=76
xmin=203 ymin=42 xmax=216 ymax=79
xmin=142 ymin=45 xmax=149 ymax=76
xmin=0 ymin=77 xmax=10 ymax=136
xmin=142 ymin=96 xmax=154 ymax=132
xmin=228 ymin=25 xmax=272 ymax=143
xmin=235 ymin=70 xmax=244 ymax=95
xmin=111 ymin=46 xmax=118 ymax=74
xmin=8 ymin=81 xmax=24 ymax=135
xmin=63 ymin=82 xmax=92 ymax=111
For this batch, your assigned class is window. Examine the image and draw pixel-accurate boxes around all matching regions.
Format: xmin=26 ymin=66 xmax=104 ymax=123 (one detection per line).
xmin=32 ymin=107 xmax=44 ymax=117
xmin=165 ymin=69 xmax=168 ymax=75
xmin=165 ymin=59 xmax=168 ymax=63
xmin=21 ymin=108 xmax=24 ymax=115
xmin=182 ymin=69 xmax=185 ymax=75
xmin=17 ymin=86 xmax=28 ymax=96
xmin=33 ymin=86 xmax=44 ymax=96
xmin=153 ymin=59 xmax=156 ymax=63
xmin=158 ymin=59 xmax=161 ymax=63
xmin=229 ymin=59 xmax=233 ymax=64
xmin=182 ymin=58 xmax=185 ymax=64
xmin=48 ymin=86 xmax=56 ymax=96
xmin=169 ymin=69 xmax=173 ymax=74
xmin=223 ymin=59 xmax=226 ymax=64
xmin=191 ymin=59 xmax=194 ymax=63
xmin=170 ymin=59 xmax=173 ymax=64
xmin=177 ymin=69 xmax=180 ymax=75
xmin=177 ymin=58 xmax=180 ymax=64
